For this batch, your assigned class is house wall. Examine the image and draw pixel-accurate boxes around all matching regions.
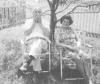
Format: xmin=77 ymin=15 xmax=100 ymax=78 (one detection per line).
xmin=71 ymin=13 xmax=100 ymax=48
xmin=72 ymin=13 xmax=100 ymax=33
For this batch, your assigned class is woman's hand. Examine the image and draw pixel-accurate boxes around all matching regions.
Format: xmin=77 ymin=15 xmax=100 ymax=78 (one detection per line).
xmin=56 ymin=42 xmax=78 ymax=52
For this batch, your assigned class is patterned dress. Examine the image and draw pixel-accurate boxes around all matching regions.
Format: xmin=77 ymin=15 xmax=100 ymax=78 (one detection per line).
xmin=54 ymin=26 xmax=78 ymax=69
xmin=55 ymin=26 xmax=77 ymax=47
xmin=54 ymin=27 xmax=92 ymax=79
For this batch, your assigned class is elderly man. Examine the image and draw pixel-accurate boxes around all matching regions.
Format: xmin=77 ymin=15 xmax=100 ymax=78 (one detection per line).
xmin=20 ymin=9 xmax=50 ymax=73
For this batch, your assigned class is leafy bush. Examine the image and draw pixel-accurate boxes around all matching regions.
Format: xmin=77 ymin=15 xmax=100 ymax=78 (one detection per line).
xmin=0 ymin=39 xmax=24 ymax=84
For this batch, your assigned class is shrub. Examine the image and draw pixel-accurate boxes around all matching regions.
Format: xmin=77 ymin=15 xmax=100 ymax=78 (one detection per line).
xmin=0 ymin=39 xmax=24 ymax=84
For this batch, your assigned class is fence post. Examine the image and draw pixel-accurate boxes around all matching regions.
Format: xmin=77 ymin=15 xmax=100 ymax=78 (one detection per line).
xmin=49 ymin=43 xmax=51 ymax=71
xmin=60 ymin=48 xmax=63 ymax=79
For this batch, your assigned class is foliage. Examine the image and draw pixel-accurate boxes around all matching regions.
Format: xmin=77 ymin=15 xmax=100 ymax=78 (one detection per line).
xmin=0 ymin=39 xmax=24 ymax=84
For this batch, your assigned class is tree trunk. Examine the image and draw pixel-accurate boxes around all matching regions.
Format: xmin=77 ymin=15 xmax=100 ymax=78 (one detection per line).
xmin=50 ymin=12 xmax=56 ymax=42
xmin=49 ymin=9 xmax=57 ymax=69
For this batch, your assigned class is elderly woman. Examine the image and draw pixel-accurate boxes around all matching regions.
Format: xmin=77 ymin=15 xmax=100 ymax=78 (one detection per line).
xmin=55 ymin=15 xmax=91 ymax=83
xmin=19 ymin=9 xmax=50 ymax=73
xmin=55 ymin=15 xmax=78 ymax=56
xmin=55 ymin=15 xmax=80 ymax=51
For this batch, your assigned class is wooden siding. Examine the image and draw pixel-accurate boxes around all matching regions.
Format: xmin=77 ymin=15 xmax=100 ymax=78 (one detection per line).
xmin=71 ymin=13 xmax=100 ymax=34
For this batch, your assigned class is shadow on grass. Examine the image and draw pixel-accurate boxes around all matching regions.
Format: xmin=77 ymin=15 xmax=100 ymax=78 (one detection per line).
xmin=17 ymin=65 xmax=89 ymax=84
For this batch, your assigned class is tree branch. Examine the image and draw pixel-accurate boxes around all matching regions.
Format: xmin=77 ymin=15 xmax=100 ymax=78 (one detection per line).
xmin=56 ymin=3 xmax=100 ymax=23
xmin=67 ymin=2 xmax=100 ymax=15
xmin=42 ymin=10 xmax=51 ymax=15
xmin=47 ymin=0 xmax=52 ymax=9
xmin=71 ymin=11 xmax=100 ymax=13
xmin=56 ymin=5 xmax=83 ymax=22
xmin=55 ymin=0 xmax=60 ymax=11
xmin=51 ymin=0 xmax=58 ymax=12
xmin=67 ymin=5 xmax=88 ymax=15
xmin=56 ymin=1 xmax=73 ymax=14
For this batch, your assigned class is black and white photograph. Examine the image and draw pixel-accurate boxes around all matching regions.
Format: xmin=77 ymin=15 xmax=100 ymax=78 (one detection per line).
xmin=0 ymin=0 xmax=100 ymax=84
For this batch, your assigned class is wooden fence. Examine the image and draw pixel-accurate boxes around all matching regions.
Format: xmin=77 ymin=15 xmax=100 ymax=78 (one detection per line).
xmin=0 ymin=6 xmax=26 ymax=30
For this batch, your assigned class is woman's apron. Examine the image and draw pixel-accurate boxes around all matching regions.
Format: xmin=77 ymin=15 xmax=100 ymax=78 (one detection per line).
xmin=25 ymin=24 xmax=48 ymax=71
